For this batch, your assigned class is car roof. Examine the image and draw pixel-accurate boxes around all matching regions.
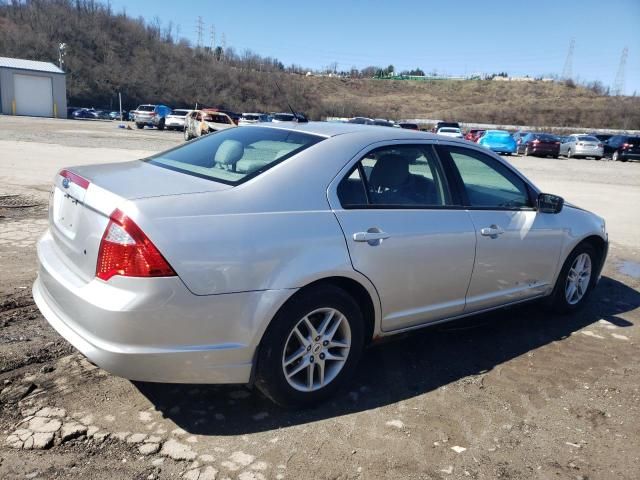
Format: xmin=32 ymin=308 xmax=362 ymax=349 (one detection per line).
xmin=252 ymin=121 xmax=443 ymax=141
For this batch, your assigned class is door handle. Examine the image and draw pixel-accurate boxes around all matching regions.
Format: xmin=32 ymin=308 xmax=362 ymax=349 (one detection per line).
xmin=353 ymin=231 xmax=391 ymax=242
xmin=480 ymin=225 xmax=504 ymax=238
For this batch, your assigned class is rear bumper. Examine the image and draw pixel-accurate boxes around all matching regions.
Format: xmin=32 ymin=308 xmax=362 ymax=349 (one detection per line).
xmin=34 ymin=230 xmax=293 ymax=384
xmin=574 ymin=147 xmax=604 ymax=157
xmin=530 ymin=146 xmax=560 ymax=156
xmin=620 ymin=152 xmax=640 ymax=160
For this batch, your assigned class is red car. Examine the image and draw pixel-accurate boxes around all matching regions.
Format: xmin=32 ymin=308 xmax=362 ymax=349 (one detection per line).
xmin=464 ymin=129 xmax=485 ymax=142
xmin=515 ymin=133 xmax=561 ymax=158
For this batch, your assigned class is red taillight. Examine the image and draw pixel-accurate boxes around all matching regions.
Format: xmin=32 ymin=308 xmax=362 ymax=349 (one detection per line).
xmin=96 ymin=209 xmax=176 ymax=281
xmin=60 ymin=169 xmax=90 ymax=189
xmin=532 ymin=139 xmax=540 ymax=144
xmin=622 ymin=143 xmax=631 ymax=149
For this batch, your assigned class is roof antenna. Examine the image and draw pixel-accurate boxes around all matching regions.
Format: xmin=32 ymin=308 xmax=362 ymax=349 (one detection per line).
xmin=274 ymin=81 xmax=308 ymax=123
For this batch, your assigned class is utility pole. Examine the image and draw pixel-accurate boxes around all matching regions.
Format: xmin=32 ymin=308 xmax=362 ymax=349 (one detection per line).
xmin=562 ymin=38 xmax=575 ymax=80
xmin=58 ymin=42 xmax=67 ymax=70
xmin=613 ymin=46 xmax=628 ymax=96
xmin=195 ymin=16 xmax=204 ymax=48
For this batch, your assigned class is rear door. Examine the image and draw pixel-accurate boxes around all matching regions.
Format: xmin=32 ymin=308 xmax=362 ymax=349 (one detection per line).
xmin=436 ymin=145 xmax=565 ymax=312
xmin=330 ymin=143 xmax=477 ymax=332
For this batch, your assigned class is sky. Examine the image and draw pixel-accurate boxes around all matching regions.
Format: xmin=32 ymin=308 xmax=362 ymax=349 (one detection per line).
xmin=107 ymin=0 xmax=640 ymax=95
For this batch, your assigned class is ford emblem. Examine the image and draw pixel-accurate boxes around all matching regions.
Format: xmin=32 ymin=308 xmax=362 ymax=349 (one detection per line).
xmin=62 ymin=178 xmax=70 ymax=189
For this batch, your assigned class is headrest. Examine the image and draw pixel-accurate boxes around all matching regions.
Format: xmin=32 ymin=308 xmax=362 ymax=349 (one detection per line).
xmin=369 ymin=153 xmax=410 ymax=189
xmin=215 ymin=140 xmax=244 ymax=166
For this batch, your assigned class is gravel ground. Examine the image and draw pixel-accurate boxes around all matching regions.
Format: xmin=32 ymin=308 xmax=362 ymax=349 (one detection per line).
xmin=0 ymin=115 xmax=639 ymax=480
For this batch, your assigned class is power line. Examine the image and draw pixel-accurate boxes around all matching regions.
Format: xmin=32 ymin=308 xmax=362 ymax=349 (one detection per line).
xmin=613 ymin=46 xmax=628 ymax=96
xmin=562 ymin=38 xmax=575 ymax=80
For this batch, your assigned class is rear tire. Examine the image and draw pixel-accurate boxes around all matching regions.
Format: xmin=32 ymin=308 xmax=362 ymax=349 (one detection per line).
xmin=184 ymin=128 xmax=191 ymax=141
xmin=549 ymin=243 xmax=597 ymax=314
xmin=524 ymin=146 xmax=530 ymax=157
xmin=255 ymin=285 xmax=365 ymax=407
xmin=157 ymin=119 xmax=165 ymax=131
xmin=136 ymin=123 xmax=144 ymax=129
xmin=567 ymin=149 xmax=573 ymax=159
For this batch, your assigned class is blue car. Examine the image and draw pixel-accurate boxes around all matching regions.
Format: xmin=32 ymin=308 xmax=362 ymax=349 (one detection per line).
xmin=477 ymin=130 xmax=517 ymax=155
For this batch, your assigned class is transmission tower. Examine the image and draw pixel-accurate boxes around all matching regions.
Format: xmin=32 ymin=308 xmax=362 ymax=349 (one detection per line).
xmin=195 ymin=16 xmax=204 ymax=48
xmin=613 ymin=46 xmax=628 ymax=96
xmin=562 ymin=38 xmax=575 ymax=80
xmin=209 ymin=25 xmax=216 ymax=53
xmin=221 ymin=32 xmax=226 ymax=61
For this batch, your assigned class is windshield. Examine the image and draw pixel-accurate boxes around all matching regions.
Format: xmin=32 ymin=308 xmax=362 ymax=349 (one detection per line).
xmin=148 ymin=126 xmax=324 ymax=185
xmin=273 ymin=114 xmax=295 ymax=121
xmin=136 ymin=105 xmax=155 ymax=112
xmin=532 ymin=134 xmax=558 ymax=141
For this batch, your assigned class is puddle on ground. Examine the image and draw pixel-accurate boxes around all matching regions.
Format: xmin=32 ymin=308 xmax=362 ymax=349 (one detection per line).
xmin=618 ymin=261 xmax=640 ymax=279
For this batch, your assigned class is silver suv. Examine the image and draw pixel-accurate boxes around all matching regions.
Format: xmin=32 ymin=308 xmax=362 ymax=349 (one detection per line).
xmin=133 ymin=104 xmax=172 ymax=130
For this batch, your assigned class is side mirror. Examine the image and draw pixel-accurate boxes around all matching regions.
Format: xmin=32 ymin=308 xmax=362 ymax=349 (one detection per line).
xmin=537 ymin=193 xmax=564 ymax=214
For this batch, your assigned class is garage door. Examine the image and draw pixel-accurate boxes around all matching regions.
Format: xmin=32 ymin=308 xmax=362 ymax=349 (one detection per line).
xmin=14 ymin=74 xmax=53 ymax=117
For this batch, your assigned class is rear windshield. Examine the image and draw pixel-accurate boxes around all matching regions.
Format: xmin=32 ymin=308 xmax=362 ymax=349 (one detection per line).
xmin=242 ymin=114 xmax=260 ymax=120
xmin=532 ymin=134 xmax=558 ymax=141
xmin=485 ymin=130 xmax=510 ymax=137
xmin=577 ymin=136 xmax=598 ymax=142
xmin=137 ymin=105 xmax=155 ymax=112
xmin=439 ymin=128 xmax=460 ymax=133
xmin=147 ymin=127 xmax=324 ymax=185
xmin=172 ymin=110 xmax=189 ymax=116
xmin=273 ymin=114 xmax=295 ymax=121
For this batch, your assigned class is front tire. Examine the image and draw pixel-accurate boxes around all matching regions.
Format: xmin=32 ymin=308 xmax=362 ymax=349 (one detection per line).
xmin=184 ymin=128 xmax=191 ymax=141
xmin=550 ymin=243 xmax=597 ymax=313
xmin=255 ymin=285 xmax=365 ymax=407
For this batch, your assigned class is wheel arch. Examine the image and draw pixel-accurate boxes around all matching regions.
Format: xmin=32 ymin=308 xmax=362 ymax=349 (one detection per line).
xmin=249 ymin=274 xmax=381 ymax=385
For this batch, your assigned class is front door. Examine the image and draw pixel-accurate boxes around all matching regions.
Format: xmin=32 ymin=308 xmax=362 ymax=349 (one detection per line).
xmin=436 ymin=145 xmax=565 ymax=312
xmin=331 ymin=144 xmax=477 ymax=332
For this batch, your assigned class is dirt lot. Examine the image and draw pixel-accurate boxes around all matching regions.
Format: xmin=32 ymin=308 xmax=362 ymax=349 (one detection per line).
xmin=0 ymin=115 xmax=639 ymax=480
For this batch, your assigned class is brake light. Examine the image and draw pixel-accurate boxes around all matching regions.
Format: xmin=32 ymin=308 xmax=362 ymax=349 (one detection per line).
xmin=59 ymin=169 xmax=90 ymax=190
xmin=532 ymin=139 xmax=540 ymax=144
xmin=622 ymin=143 xmax=632 ymax=149
xmin=96 ymin=209 xmax=176 ymax=281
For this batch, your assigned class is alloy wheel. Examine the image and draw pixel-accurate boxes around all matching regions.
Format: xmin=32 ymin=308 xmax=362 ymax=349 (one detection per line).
xmin=565 ymin=253 xmax=592 ymax=305
xmin=282 ymin=308 xmax=351 ymax=392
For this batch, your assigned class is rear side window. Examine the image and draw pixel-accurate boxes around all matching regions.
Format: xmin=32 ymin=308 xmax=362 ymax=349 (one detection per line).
xmin=338 ymin=145 xmax=451 ymax=208
xmin=148 ymin=127 xmax=323 ymax=185
xmin=438 ymin=146 xmax=532 ymax=209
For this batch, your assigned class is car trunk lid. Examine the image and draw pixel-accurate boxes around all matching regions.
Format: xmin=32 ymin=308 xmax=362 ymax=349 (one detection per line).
xmin=48 ymin=161 xmax=230 ymax=282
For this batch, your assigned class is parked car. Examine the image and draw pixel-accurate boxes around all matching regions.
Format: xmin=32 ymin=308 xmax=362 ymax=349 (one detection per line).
xmin=165 ymin=109 xmax=191 ymax=131
xmin=95 ymin=110 xmax=112 ymax=120
xmin=516 ymin=133 xmax=560 ymax=158
xmin=477 ymin=130 xmax=517 ymax=155
xmin=348 ymin=117 xmax=375 ymax=125
xmin=398 ymin=122 xmax=419 ymax=130
xmin=372 ymin=119 xmax=395 ymax=127
xmin=604 ymin=135 xmax=640 ymax=162
xmin=590 ymin=133 xmax=613 ymax=144
xmin=559 ymin=135 xmax=604 ymax=160
xmin=436 ymin=127 xmax=463 ymax=138
xmin=108 ymin=111 xmax=122 ymax=120
xmin=512 ymin=131 xmax=531 ymax=150
xmin=67 ymin=107 xmax=81 ymax=119
xmin=71 ymin=108 xmax=98 ymax=120
xmin=183 ymin=110 xmax=236 ymax=140
xmin=271 ymin=113 xmax=296 ymax=123
xmin=464 ymin=129 xmax=485 ymax=142
xmin=432 ymin=121 xmax=460 ymax=133
xmin=34 ymin=123 xmax=608 ymax=407
xmin=133 ymin=104 xmax=172 ymax=130
xmin=239 ymin=113 xmax=269 ymax=126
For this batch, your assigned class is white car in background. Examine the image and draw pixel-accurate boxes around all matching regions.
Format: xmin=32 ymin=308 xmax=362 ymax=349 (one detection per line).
xmin=239 ymin=113 xmax=269 ymax=126
xmin=271 ymin=113 xmax=296 ymax=123
xmin=165 ymin=109 xmax=191 ymax=131
xmin=437 ymin=127 xmax=464 ymax=138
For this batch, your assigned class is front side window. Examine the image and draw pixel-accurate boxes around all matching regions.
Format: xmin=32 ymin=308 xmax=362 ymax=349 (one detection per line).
xmin=148 ymin=126 xmax=323 ymax=185
xmin=438 ymin=146 xmax=531 ymax=209
xmin=338 ymin=145 xmax=451 ymax=208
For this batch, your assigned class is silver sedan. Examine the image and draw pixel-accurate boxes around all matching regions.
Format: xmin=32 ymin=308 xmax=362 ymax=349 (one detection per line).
xmin=560 ymin=134 xmax=605 ymax=159
xmin=34 ymin=123 xmax=608 ymax=406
